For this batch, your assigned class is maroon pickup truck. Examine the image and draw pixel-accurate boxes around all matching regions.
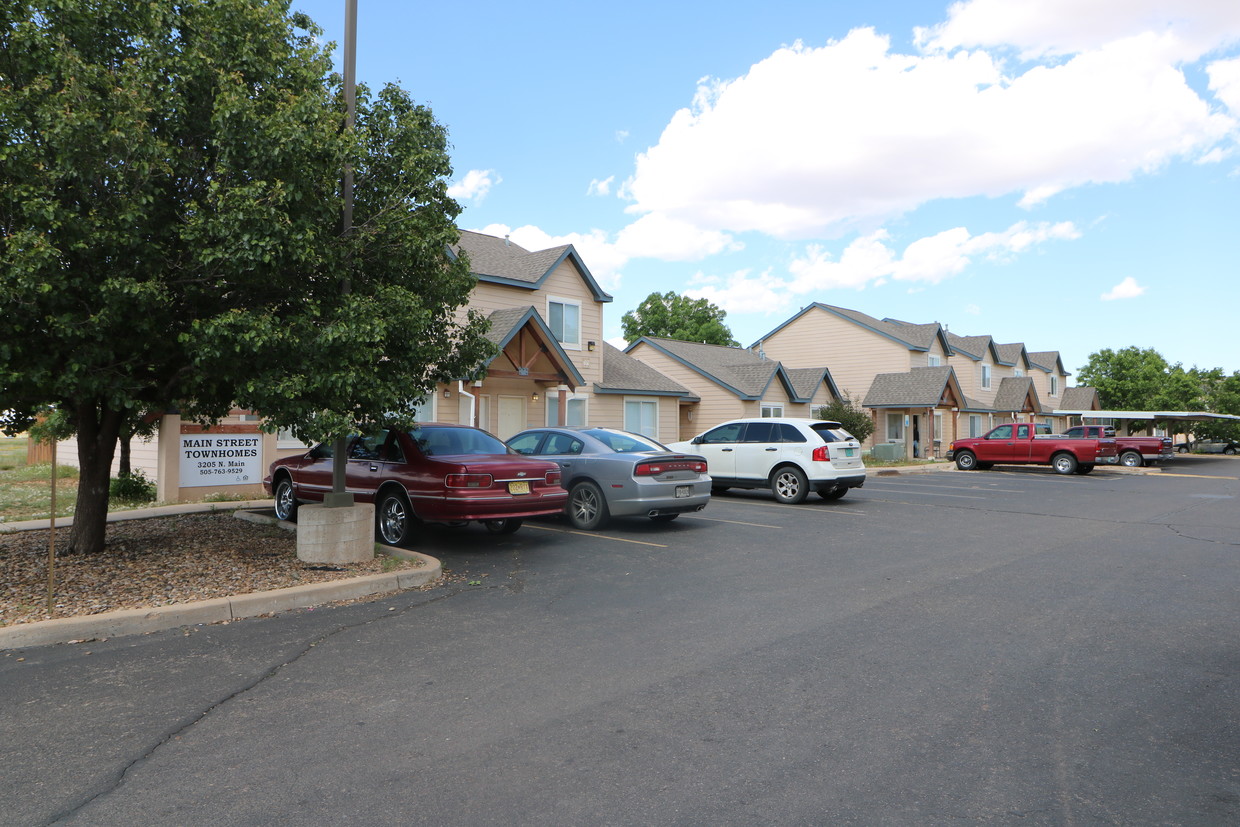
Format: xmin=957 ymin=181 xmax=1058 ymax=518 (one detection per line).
xmin=1062 ymin=425 xmax=1172 ymax=467
xmin=947 ymin=422 xmax=1118 ymax=475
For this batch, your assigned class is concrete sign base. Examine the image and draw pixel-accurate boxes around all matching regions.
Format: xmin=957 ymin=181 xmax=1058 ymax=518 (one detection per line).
xmin=296 ymin=502 xmax=376 ymax=564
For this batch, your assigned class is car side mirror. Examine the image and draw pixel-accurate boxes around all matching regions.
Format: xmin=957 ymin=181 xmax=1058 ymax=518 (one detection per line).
xmin=692 ymin=435 xmax=704 ymax=445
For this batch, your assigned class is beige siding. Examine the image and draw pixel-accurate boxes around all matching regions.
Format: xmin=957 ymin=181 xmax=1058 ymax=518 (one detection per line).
xmin=949 ymin=353 xmax=981 ymax=401
xmin=758 ymin=308 xmax=912 ymax=402
xmin=627 ymin=343 xmax=750 ymax=440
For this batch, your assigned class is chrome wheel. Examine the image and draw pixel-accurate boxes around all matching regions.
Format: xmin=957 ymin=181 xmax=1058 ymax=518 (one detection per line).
xmin=274 ymin=477 xmax=298 ymax=522
xmin=1119 ymin=451 xmax=1143 ymax=468
xmin=376 ymin=491 xmax=411 ymax=545
xmin=1052 ymin=453 xmax=1078 ymax=475
xmin=771 ymin=466 xmax=808 ymax=504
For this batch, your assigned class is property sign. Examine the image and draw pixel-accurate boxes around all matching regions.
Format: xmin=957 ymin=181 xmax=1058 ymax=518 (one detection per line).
xmin=179 ymin=434 xmax=262 ymax=487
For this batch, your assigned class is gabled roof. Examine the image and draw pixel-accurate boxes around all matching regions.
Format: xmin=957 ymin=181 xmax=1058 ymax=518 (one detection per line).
xmin=628 ymin=336 xmax=838 ymax=402
xmin=483 ymin=306 xmax=586 ymax=387
xmin=994 ymin=342 xmax=1031 ymax=369
xmin=1027 ymin=350 xmax=1069 ymax=376
xmin=945 ymin=332 xmax=1000 ymax=363
xmin=595 ymin=343 xmax=694 ymax=399
xmin=992 ymin=376 xmax=1042 ymax=413
xmin=862 ymin=366 xmax=964 ymax=409
xmin=451 ymin=230 xmax=612 ymax=303
xmin=751 ymin=303 xmax=951 ymax=354
xmin=1060 ymin=386 xmax=1101 ymax=411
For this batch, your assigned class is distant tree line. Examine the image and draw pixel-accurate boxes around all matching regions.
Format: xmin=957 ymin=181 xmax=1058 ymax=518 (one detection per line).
xmin=1077 ymin=347 xmax=1240 ymax=439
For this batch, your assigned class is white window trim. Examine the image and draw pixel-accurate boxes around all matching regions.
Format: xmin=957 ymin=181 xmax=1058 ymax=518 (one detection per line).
xmin=927 ymin=354 xmax=941 ymax=367
xmin=981 ymin=364 xmax=992 ymax=390
xmin=760 ymin=403 xmax=785 ymax=418
xmin=547 ymin=295 xmax=582 ymax=351
xmin=547 ymin=392 xmax=589 ymax=428
xmin=1049 ymin=376 xmax=1059 ymax=396
xmin=623 ymin=396 xmax=659 ymax=439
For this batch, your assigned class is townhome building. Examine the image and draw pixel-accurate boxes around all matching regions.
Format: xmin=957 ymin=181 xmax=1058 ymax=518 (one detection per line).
xmin=624 ymin=336 xmax=843 ymax=442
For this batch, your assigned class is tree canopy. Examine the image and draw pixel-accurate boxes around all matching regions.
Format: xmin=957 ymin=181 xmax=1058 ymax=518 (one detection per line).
xmin=621 ymin=292 xmax=739 ymax=347
xmin=0 ymin=0 xmax=493 ymax=553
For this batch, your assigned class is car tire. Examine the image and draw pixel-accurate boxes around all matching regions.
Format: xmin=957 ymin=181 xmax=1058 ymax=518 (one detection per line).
xmin=483 ymin=518 xmax=523 ymax=535
xmin=1119 ymin=451 xmax=1143 ymax=468
xmin=1177 ymin=445 xmax=1189 ymax=454
xmin=817 ymin=487 xmax=847 ymax=501
xmin=771 ymin=465 xmax=809 ymax=504
xmin=650 ymin=513 xmax=679 ymax=523
xmin=568 ymin=481 xmax=610 ymax=530
xmin=1225 ymin=447 xmax=1236 ymax=455
xmin=955 ymin=451 xmax=978 ymax=471
xmin=273 ymin=475 xmax=298 ymax=523
xmin=376 ymin=489 xmax=414 ymax=546
xmin=1052 ymin=453 xmax=1078 ymax=475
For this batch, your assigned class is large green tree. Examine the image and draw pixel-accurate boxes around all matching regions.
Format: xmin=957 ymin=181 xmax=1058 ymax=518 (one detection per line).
xmin=621 ymin=291 xmax=739 ymax=347
xmin=1077 ymin=347 xmax=1180 ymax=410
xmin=1 ymin=0 xmax=492 ymax=554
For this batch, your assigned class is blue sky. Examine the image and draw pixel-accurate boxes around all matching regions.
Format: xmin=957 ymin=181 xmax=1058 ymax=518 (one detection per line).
xmin=293 ymin=0 xmax=1240 ymax=379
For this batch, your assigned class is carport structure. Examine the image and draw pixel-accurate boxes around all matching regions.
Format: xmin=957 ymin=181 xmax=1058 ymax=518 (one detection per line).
xmin=1053 ymin=409 xmax=1240 ymax=440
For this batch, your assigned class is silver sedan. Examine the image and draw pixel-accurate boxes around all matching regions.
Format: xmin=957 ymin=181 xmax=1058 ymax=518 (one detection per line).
xmin=506 ymin=427 xmax=712 ymax=530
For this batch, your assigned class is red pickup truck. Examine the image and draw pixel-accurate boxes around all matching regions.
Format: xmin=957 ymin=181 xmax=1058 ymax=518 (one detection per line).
xmin=1062 ymin=425 xmax=1172 ymax=467
xmin=947 ymin=422 xmax=1118 ymax=475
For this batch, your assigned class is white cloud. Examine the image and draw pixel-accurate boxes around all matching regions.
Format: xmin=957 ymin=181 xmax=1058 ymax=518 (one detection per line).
xmin=623 ymin=21 xmax=1235 ymax=240
xmin=1208 ymin=57 xmax=1240 ymax=116
xmin=473 ymin=223 xmax=629 ymax=292
xmin=615 ymin=130 xmax=630 ymax=143
xmin=587 ymin=176 xmax=615 ymax=197
xmin=679 ymin=220 xmax=1078 ymax=316
xmin=964 ymin=304 xmax=982 ymax=315
xmin=614 ymin=213 xmax=742 ymax=262
xmin=448 ymin=169 xmax=500 ymax=203
xmin=1101 ymin=276 xmax=1147 ymax=300
xmin=916 ymin=0 xmax=1240 ymax=61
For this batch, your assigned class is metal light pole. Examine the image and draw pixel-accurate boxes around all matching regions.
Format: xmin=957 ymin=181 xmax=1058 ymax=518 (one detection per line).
xmin=325 ymin=0 xmax=357 ymax=508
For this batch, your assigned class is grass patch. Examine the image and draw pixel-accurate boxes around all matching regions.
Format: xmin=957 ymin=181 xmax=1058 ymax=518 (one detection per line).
xmin=0 ymin=437 xmax=29 ymax=470
xmin=0 ymin=463 xmax=79 ymax=522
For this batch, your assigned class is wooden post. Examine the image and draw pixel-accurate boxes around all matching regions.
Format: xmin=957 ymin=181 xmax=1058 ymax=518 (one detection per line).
xmin=46 ymin=439 xmax=57 ymax=614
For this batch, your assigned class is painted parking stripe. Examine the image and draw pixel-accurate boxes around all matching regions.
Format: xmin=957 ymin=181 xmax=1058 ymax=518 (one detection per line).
xmin=524 ymin=523 xmax=669 ymax=548
xmin=865 ymin=481 xmax=1026 ymax=493
xmin=692 ymin=515 xmax=783 ymax=529
xmin=1155 ymin=472 xmax=1239 ymax=480
xmin=717 ymin=499 xmax=868 ymax=516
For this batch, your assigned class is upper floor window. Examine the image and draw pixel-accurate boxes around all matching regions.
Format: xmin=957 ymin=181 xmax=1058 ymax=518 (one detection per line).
xmin=981 ymin=364 xmax=992 ymax=389
xmin=1049 ymin=376 xmax=1059 ymax=396
xmin=1013 ymin=368 xmax=1024 ymax=377
xmin=547 ymin=297 xmax=581 ymax=349
xmin=927 ymin=354 xmax=941 ymax=367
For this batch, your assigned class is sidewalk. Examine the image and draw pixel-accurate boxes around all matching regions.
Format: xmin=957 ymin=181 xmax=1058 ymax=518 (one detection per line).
xmin=0 ymin=501 xmax=442 ymax=651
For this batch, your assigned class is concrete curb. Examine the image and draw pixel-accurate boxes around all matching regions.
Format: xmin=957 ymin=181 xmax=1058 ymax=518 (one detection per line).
xmin=0 ymin=503 xmax=444 ymax=651
xmin=0 ymin=499 xmax=280 ymax=533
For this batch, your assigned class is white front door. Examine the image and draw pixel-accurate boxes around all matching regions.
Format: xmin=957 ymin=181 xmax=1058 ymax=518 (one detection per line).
xmin=497 ymin=395 xmax=526 ymax=440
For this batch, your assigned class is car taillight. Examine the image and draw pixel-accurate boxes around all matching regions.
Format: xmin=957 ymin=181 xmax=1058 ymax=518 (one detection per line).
xmin=545 ymin=470 xmax=561 ymax=486
xmin=812 ymin=445 xmax=831 ymax=462
xmin=445 ymin=473 xmax=493 ymax=488
xmin=634 ymin=459 xmax=706 ymax=476
xmin=634 ymin=462 xmax=660 ymax=476
xmin=692 ymin=460 xmax=707 ymax=474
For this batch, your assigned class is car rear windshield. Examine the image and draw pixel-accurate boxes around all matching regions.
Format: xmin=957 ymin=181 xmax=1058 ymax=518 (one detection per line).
xmin=810 ymin=422 xmax=855 ymax=443
xmin=410 ymin=426 xmax=509 ymax=456
xmin=583 ymin=429 xmax=667 ymax=453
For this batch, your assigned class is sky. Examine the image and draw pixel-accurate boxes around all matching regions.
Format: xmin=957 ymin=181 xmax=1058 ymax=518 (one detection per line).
xmin=292 ymin=0 xmax=1240 ymax=379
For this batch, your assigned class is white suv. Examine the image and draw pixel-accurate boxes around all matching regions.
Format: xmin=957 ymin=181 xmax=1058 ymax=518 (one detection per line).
xmin=669 ymin=417 xmax=866 ymax=504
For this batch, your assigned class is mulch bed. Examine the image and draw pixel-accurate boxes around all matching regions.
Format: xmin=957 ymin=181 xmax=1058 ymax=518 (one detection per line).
xmin=0 ymin=512 xmax=422 ymax=627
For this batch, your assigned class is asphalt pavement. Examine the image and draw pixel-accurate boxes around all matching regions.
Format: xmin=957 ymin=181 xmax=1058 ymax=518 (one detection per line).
xmin=3 ymin=456 xmax=1237 ymax=825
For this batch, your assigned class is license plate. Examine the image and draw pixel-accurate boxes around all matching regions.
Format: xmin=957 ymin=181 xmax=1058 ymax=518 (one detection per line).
xmin=675 ymin=485 xmax=691 ymax=498
xmin=508 ymin=480 xmax=530 ymax=495
xmin=845 ymin=448 xmax=856 ymax=457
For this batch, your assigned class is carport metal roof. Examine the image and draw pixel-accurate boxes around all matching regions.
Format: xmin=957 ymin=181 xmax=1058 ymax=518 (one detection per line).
xmin=1053 ymin=410 xmax=1240 ymax=422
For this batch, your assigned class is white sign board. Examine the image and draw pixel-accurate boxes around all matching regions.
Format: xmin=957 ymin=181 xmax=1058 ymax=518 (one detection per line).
xmin=180 ymin=434 xmax=262 ymax=488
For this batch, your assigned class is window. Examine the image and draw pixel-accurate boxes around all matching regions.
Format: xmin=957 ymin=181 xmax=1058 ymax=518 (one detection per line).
xmin=988 ymin=424 xmax=1013 ymax=439
xmin=277 ymin=428 xmax=308 ymax=450
xmin=886 ymin=413 xmax=904 ymax=442
xmin=1049 ymin=376 xmax=1059 ymax=396
xmin=546 ymin=394 xmax=587 ymax=427
xmin=981 ymin=365 xmax=992 ymax=389
xmin=411 ymin=395 xmax=435 ymax=422
xmin=624 ymin=398 xmax=658 ymax=438
xmin=744 ymin=422 xmax=776 ymax=442
xmin=1013 ymin=368 xmax=1024 ymax=377
xmin=760 ymin=403 xmax=784 ymax=418
xmin=1015 ymin=424 xmax=1030 ymax=439
xmin=927 ymin=354 xmax=941 ymax=367
xmin=507 ymin=432 xmax=544 ymax=455
xmin=547 ymin=297 xmax=581 ymax=349
xmin=543 ymin=433 xmax=584 ymax=455
xmin=969 ymin=415 xmax=983 ymax=437
xmin=701 ymin=422 xmax=744 ymax=444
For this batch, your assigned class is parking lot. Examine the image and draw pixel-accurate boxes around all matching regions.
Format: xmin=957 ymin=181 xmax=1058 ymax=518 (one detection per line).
xmin=4 ymin=457 xmax=1239 ymax=825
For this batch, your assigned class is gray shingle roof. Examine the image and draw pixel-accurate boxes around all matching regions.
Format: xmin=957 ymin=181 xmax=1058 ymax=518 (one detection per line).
xmin=484 ymin=306 xmax=533 ymax=346
xmin=596 ymin=343 xmax=692 ymax=397
xmin=994 ymin=342 xmax=1027 ymax=367
xmin=862 ymin=366 xmax=957 ymax=407
xmin=992 ymin=376 xmax=1041 ymax=413
xmin=452 ymin=229 xmax=612 ymax=301
xmin=1060 ymin=386 xmax=1101 ymax=410
xmin=823 ymin=305 xmax=943 ymax=350
xmin=946 ymin=332 xmax=994 ymax=361
xmin=1027 ymin=350 xmax=1066 ymax=374
xmin=784 ymin=367 xmax=835 ymax=400
xmin=637 ymin=337 xmax=781 ymax=397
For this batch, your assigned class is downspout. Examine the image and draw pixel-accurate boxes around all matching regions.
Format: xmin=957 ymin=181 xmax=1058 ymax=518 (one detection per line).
xmin=458 ymin=381 xmax=476 ymax=428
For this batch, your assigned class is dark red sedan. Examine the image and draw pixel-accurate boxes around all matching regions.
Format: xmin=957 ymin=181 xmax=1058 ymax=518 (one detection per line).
xmin=263 ymin=424 xmax=567 ymax=545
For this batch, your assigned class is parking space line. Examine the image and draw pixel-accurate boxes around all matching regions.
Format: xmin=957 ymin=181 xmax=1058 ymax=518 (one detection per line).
xmin=691 ymin=516 xmax=783 ymax=529
xmin=865 ymin=481 xmax=1025 ymax=493
xmin=1155 ymin=472 xmax=1238 ymax=480
xmin=524 ymin=523 xmax=669 ymax=548
xmin=716 ymin=499 xmax=868 ymax=516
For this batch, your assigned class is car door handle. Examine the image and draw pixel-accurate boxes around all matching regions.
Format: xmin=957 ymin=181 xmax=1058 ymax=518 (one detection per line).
xmin=369 ymin=464 xmax=379 ymax=471
xmin=722 ymin=448 xmax=733 ymax=452
xmin=765 ymin=448 xmax=777 ymax=452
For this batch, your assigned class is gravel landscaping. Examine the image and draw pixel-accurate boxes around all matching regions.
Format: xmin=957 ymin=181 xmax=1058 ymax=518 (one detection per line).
xmin=0 ymin=511 xmax=424 ymax=627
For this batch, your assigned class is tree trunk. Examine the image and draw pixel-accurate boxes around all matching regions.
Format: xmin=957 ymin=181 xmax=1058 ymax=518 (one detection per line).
xmin=118 ymin=424 xmax=132 ymax=477
xmin=69 ymin=403 xmax=123 ymax=555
